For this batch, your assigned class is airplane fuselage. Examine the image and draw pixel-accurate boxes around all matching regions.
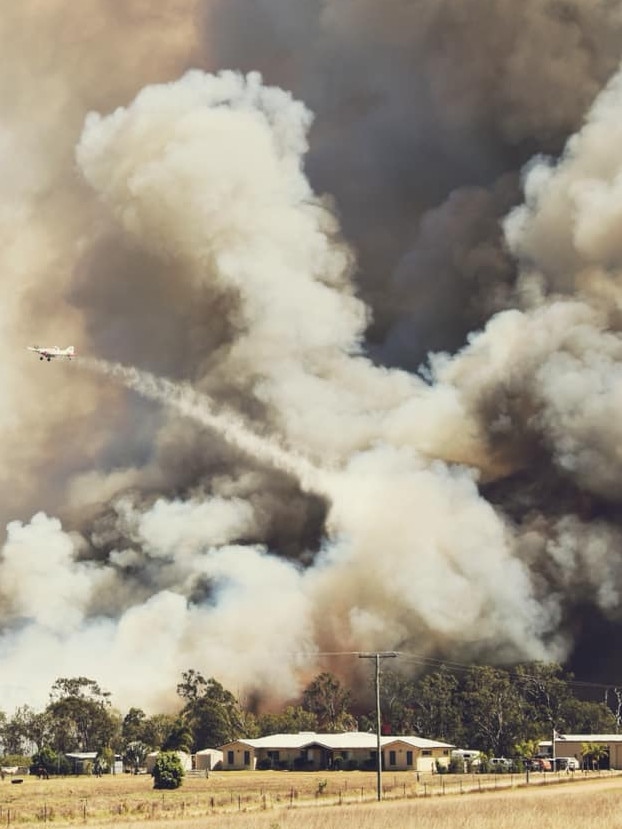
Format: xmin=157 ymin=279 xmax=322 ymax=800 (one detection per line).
xmin=27 ymin=346 xmax=75 ymax=362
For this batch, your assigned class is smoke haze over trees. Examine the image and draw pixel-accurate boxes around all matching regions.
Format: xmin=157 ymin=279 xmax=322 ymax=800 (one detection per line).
xmin=0 ymin=667 xmax=618 ymax=766
xmin=1 ymin=1 xmax=622 ymax=712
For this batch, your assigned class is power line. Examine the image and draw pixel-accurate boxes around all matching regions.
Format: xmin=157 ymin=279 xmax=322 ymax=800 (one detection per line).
xmin=236 ymin=647 xmax=622 ymax=692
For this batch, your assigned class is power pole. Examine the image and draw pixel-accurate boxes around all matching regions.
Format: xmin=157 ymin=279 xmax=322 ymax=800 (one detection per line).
xmin=359 ymin=651 xmax=398 ymax=801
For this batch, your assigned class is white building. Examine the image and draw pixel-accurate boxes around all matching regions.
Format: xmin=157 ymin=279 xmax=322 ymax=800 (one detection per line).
xmin=220 ymin=731 xmax=453 ymax=772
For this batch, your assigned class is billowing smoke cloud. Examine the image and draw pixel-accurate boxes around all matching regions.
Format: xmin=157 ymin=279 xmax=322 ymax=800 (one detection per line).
xmin=1 ymin=2 xmax=622 ymax=714
xmin=203 ymin=0 xmax=622 ymax=364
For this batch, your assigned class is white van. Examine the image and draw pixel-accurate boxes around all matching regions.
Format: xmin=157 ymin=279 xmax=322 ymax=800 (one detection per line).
xmin=451 ymin=749 xmax=481 ymax=768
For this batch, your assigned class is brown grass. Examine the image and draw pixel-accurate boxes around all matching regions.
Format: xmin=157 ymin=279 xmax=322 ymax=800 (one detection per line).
xmin=0 ymin=769 xmax=618 ymax=828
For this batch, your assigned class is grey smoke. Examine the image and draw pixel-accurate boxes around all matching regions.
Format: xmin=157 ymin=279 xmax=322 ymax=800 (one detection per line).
xmin=0 ymin=2 xmax=620 ymax=713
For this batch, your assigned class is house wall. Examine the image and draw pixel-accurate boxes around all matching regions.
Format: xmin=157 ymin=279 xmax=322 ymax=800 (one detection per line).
xmin=555 ymin=740 xmax=622 ymax=769
xmin=255 ymin=747 xmax=305 ymax=769
xmin=383 ymin=742 xmax=451 ymax=772
xmin=145 ymin=751 xmax=192 ymax=773
xmin=221 ymin=743 xmax=256 ymax=770
xmin=195 ymin=751 xmax=223 ymax=771
xmin=219 ymin=739 xmax=453 ymax=772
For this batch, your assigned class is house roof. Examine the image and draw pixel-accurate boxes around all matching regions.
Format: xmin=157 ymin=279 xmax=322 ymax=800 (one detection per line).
xmin=219 ymin=731 xmax=454 ymax=751
xmin=548 ymin=734 xmax=622 ymax=743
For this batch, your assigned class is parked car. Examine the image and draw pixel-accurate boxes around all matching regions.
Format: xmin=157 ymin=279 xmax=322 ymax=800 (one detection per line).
xmin=489 ymin=757 xmax=514 ymax=771
xmin=525 ymin=758 xmax=552 ymax=771
xmin=555 ymin=757 xmax=580 ymax=771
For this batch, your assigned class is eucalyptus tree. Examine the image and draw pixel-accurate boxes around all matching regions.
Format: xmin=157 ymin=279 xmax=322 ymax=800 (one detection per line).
xmin=46 ymin=677 xmax=119 ymax=753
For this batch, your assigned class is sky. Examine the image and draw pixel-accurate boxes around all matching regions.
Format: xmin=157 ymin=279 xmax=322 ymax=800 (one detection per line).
xmin=2 ymin=0 xmax=622 ymax=714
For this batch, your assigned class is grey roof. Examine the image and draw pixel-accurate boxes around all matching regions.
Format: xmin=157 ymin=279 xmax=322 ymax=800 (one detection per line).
xmin=551 ymin=734 xmax=622 ymax=743
xmin=220 ymin=731 xmax=454 ymax=751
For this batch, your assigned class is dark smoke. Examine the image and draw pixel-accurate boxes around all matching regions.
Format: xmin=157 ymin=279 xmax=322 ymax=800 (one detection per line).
xmin=203 ymin=0 xmax=622 ymax=363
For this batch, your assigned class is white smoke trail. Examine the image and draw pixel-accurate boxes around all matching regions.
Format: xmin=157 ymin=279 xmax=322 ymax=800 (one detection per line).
xmin=80 ymin=357 xmax=332 ymax=498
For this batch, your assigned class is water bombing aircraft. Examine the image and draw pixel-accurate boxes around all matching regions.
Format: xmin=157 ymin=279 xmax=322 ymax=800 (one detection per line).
xmin=27 ymin=345 xmax=75 ymax=362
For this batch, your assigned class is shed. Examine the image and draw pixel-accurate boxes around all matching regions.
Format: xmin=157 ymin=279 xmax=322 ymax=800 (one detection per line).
xmin=195 ymin=748 xmax=223 ymax=771
xmin=145 ymin=751 xmax=192 ymax=774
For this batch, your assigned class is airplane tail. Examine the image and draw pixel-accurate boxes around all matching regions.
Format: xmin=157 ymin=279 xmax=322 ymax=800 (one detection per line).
xmin=66 ymin=346 xmax=75 ymax=356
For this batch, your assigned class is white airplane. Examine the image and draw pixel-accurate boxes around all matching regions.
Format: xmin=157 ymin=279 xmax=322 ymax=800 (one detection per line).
xmin=27 ymin=345 xmax=75 ymax=362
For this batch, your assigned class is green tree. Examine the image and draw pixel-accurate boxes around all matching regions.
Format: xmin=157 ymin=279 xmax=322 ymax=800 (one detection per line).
xmin=30 ymin=747 xmax=71 ymax=777
xmin=1 ymin=707 xmax=30 ymax=755
xmin=95 ymin=747 xmax=114 ymax=776
xmin=412 ymin=667 xmax=464 ymax=743
xmin=376 ymin=670 xmax=417 ymax=734
xmin=514 ymin=738 xmax=541 ymax=765
xmin=302 ymin=673 xmax=355 ymax=732
xmin=581 ymin=741 xmax=609 ymax=770
xmin=121 ymin=708 xmax=147 ymax=744
xmin=177 ymin=672 xmax=247 ymax=750
xmin=46 ymin=676 xmax=118 ymax=753
xmin=152 ymin=751 xmax=184 ymax=789
xmin=566 ymin=699 xmax=617 ymax=734
xmin=140 ymin=714 xmax=178 ymax=750
xmin=461 ymin=665 xmax=525 ymax=755
xmin=257 ymin=706 xmax=318 ymax=736
xmin=49 ymin=677 xmax=111 ymax=705
xmin=161 ymin=718 xmax=193 ymax=753
xmin=176 ymin=669 xmax=208 ymax=702
xmin=22 ymin=708 xmax=54 ymax=754
xmin=1 ymin=705 xmax=55 ymax=756
xmin=123 ymin=740 xmax=149 ymax=774
xmin=515 ymin=662 xmax=572 ymax=738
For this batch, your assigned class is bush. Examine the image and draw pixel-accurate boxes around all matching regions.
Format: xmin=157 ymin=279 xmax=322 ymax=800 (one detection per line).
xmin=152 ymin=752 xmax=184 ymax=790
xmin=30 ymin=749 xmax=71 ymax=777
xmin=448 ymin=757 xmax=465 ymax=774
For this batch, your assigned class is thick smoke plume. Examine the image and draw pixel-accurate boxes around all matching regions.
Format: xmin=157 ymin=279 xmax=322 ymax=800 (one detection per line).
xmin=1 ymin=2 xmax=622 ymax=713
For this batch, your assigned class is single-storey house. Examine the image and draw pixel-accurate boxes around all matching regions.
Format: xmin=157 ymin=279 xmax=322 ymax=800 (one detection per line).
xmin=219 ymin=731 xmax=453 ymax=772
xmin=540 ymin=734 xmax=622 ymax=769
xmin=195 ymin=748 xmax=223 ymax=771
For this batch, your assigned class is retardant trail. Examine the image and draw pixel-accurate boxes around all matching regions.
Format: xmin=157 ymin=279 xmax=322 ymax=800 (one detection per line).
xmin=80 ymin=358 xmax=331 ymax=498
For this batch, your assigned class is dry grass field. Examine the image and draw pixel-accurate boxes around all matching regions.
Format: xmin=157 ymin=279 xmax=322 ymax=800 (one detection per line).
xmin=0 ymin=769 xmax=619 ymax=828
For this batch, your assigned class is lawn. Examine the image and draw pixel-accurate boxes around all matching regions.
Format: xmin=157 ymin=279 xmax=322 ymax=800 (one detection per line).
xmin=0 ymin=768 xmax=617 ymax=827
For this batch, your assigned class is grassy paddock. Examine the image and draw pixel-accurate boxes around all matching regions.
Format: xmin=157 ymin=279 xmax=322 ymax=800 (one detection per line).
xmin=0 ymin=769 xmax=618 ymax=827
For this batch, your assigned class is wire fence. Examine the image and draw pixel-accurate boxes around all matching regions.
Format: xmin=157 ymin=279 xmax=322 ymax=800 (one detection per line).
xmin=0 ymin=769 xmax=618 ymax=825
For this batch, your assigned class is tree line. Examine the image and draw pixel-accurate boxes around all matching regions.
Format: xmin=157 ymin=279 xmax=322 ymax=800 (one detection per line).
xmin=1 ymin=662 xmax=618 ymax=774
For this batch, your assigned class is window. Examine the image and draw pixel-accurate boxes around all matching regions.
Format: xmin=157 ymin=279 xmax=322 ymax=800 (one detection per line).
xmin=406 ymin=751 xmax=413 ymax=766
xmin=389 ymin=751 xmax=396 ymax=766
xmin=267 ymin=750 xmax=280 ymax=761
xmin=227 ymin=751 xmax=234 ymax=765
xmin=244 ymin=751 xmax=250 ymax=766
xmin=422 ymin=750 xmax=432 ymax=756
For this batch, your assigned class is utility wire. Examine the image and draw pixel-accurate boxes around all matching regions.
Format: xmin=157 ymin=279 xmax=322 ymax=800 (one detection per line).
xmin=283 ymin=648 xmax=622 ymax=693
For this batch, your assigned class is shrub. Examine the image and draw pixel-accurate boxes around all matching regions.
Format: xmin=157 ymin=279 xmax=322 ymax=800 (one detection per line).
xmin=152 ymin=752 xmax=184 ymax=790
xmin=30 ymin=748 xmax=71 ymax=776
xmin=448 ymin=757 xmax=465 ymax=774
